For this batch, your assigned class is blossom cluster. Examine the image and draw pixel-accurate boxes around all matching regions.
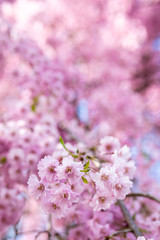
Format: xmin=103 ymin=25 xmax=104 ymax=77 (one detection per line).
xmin=28 ymin=136 xmax=135 ymax=219
xmin=0 ymin=0 xmax=160 ymax=239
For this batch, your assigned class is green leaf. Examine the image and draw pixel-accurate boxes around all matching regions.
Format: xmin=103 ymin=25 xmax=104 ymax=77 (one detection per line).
xmin=31 ymin=104 xmax=36 ymax=112
xmin=0 ymin=157 xmax=7 ymax=164
xmin=31 ymin=96 xmax=39 ymax=112
xmin=81 ymin=176 xmax=89 ymax=184
xmin=59 ymin=136 xmax=78 ymax=158
xmin=80 ymin=168 xmax=90 ymax=173
xmin=84 ymin=160 xmax=89 ymax=170
xmin=72 ymin=154 xmax=78 ymax=158
xmin=59 ymin=136 xmax=68 ymax=150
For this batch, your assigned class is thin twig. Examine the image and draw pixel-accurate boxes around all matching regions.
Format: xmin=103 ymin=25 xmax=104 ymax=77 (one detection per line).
xmin=117 ymin=200 xmax=141 ymax=237
xmin=105 ymin=228 xmax=132 ymax=239
xmin=35 ymin=230 xmax=50 ymax=239
xmin=127 ymin=192 xmax=160 ymax=204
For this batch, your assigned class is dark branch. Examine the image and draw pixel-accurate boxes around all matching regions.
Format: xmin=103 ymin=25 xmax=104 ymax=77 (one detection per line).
xmin=105 ymin=228 xmax=132 ymax=239
xmin=35 ymin=230 xmax=51 ymax=240
xmin=117 ymin=200 xmax=141 ymax=237
xmin=127 ymin=192 xmax=160 ymax=204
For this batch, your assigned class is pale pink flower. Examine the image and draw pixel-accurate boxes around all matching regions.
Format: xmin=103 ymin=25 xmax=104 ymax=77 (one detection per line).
xmin=42 ymin=200 xmax=65 ymax=219
xmin=70 ymin=181 xmax=84 ymax=194
xmin=122 ymin=160 xmax=136 ymax=179
xmin=90 ymin=190 xmax=113 ymax=211
xmin=7 ymin=147 xmax=25 ymax=163
xmin=112 ymin=176 xmax=132 ymax=200
xmin=8 ymin=164 xmax=27 ymax=182
xmin=26 ymin=153 xmax=38 ymax=167
xmin=98 ymin=136 xmax=120 ymax=156
xmin=93 ymin=166 xmax=117 ymax=190
xmin=27 ymin=174 xmax=45 ymax=200
xmin=117 ymin=145 xmax=131 ymax=160
xmin=53 ymin=143 xmax=68 ymax=163
xmin=112 ymin=152 xmax=136 ymax=179
xmin=49 ymin=183 xmax=78 ymax=207
xmin=42 ymin=190 xmax=68 ymax=219
xmin=56 ymin=155 xmax=83 ymax=183
xmin=37 ymin=156 xmax=59 ymax=182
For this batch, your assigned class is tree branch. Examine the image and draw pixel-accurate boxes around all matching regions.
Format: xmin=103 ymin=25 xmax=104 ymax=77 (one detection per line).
xmin=35 ymin=230 xmax=51 ymax=240
xmin=105 ymin=228 xmax=132 ymax=239
xmin=127 ymin=192 xmax=160 ymax=204
xmin=117 ymin=200 xmax=141 ymax=237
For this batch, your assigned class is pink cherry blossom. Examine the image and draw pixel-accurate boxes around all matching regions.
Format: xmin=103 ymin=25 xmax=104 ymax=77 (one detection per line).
xmin=37 ymin=155 xmax=59 ymax=183
xmin=93 ymin=166 xmax=117 ymax=190
xmin=98 ymin=136 xmax=120 ymax=154
xmin=56 ymin=155 xmax=83 ymax=183
xmin=112 ymin=176 xmax=133 ymax=200
xmin=90 ymin=190 xmax=113 ymax=211
xmin=27 ymin=174 xmax=45 ymax=200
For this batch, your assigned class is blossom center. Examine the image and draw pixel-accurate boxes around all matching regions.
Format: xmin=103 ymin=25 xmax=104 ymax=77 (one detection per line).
xmin=65 ymin=166 xmax=72 ymax=174
xmin=99 ymin=196 xmax=106 ymax=203
xmin=63 ymin=193 xmax=68 ymax=198
xmin=37 ymin=184 xmax=44 ymax=191
xmin=106 ymin=144 xmax=112 ymax=151
xmin=101 ymin=174 xmax=109 ymax=181
xmin=14 ymin=155 xmax=20 ymax=161
xmin=115 ymin=184 xmax=122 ymax=191
xmin=52 ymin=203 xmax=59 ymax=209
xmin=48 ymin=166 xmax=55 ymax=173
